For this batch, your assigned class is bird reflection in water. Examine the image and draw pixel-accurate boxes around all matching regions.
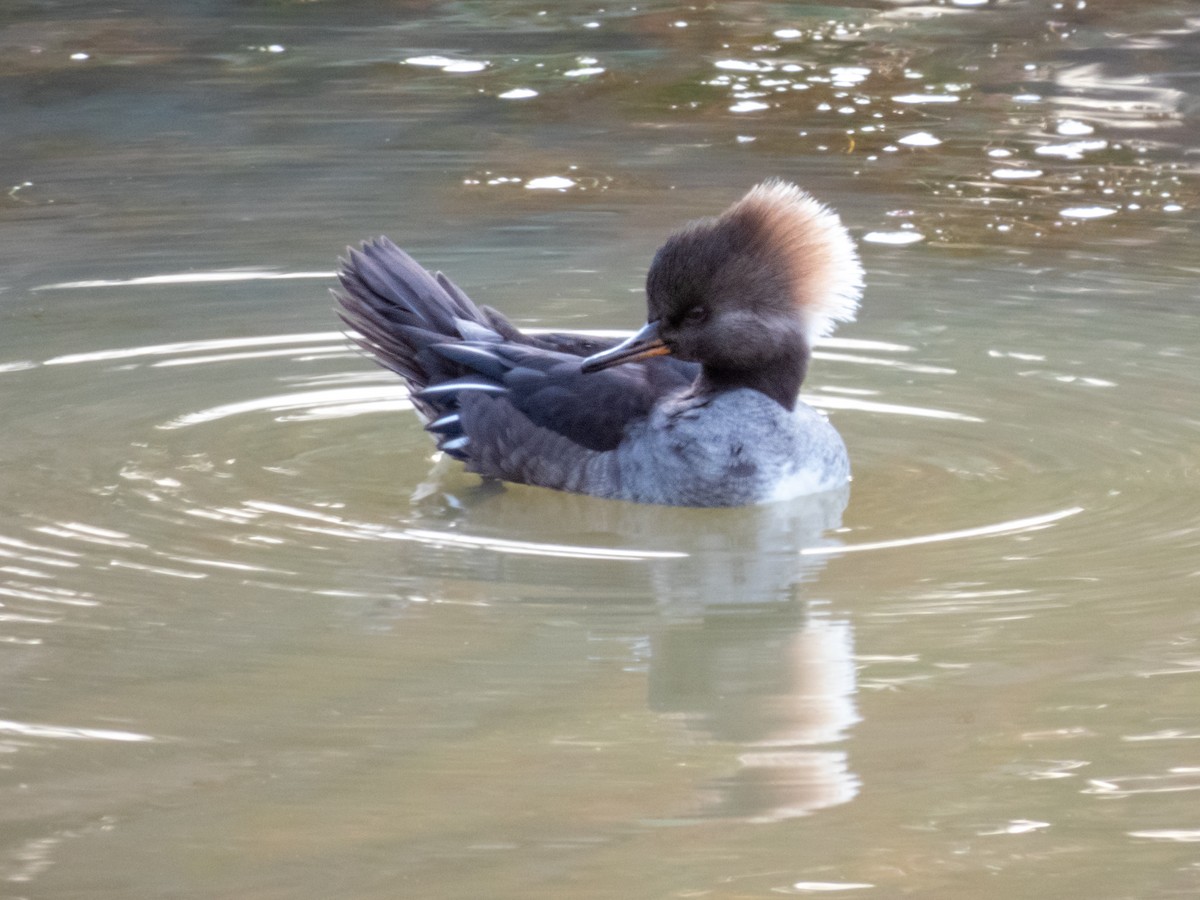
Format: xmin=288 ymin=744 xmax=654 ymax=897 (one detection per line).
xmin=408 ymin=478 xmax=861 ymax=823
xmin=652 ymin=608 xmax=860 ymax=822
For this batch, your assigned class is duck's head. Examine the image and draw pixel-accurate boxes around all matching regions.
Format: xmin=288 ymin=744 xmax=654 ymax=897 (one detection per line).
xmin=581 ymin=180 xmax=863 ymax=408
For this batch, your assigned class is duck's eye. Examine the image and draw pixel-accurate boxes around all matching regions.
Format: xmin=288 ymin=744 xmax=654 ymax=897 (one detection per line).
xmin=682 ymin=306 xmax=708 ymax=325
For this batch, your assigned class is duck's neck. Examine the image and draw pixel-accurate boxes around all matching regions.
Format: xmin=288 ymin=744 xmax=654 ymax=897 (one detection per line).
xmin=695 ymin=349 xmax=808 ymax=411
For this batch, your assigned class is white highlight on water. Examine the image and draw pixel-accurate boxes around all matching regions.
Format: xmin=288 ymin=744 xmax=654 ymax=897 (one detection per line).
xmin=801 ymin=506 xmax=1085 ymax=556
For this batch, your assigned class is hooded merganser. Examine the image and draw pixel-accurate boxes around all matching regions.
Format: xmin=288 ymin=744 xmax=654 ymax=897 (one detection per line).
xmin=335 ymin=180 xmax=864 ymax=507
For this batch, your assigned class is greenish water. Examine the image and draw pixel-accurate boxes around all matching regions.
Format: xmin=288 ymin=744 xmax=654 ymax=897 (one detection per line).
xmin=2 ymin=2 xmax=1199 ymax=897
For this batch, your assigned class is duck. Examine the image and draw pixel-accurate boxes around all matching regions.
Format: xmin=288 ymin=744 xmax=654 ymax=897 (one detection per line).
xmin=334 ymin=179 xmax=864 ymax=507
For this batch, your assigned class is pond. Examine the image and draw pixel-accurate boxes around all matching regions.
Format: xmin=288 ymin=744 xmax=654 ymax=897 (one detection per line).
xmin=2 ymin=1 xmax=1199 ymax=897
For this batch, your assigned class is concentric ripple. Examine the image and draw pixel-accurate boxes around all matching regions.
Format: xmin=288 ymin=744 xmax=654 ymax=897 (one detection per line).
xmin=0 ymin=301 xmax=1141 ymax=655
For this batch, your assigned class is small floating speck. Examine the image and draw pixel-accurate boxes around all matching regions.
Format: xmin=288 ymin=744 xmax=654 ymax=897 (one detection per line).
xmin=790 ymin=883 xmax=875 ymax=893
xmin=736 ymin=135 xmax=757 ymax=143
xmin=405 ymin=55 xmax=456 ymax=67
xmin=730 ymin=100 xmax=769 ymax=113
xmin=892 ymin=93 xmax=959 ymax=104
xmin=1035 ymin=139 xmax=1108 ymax=160
xmin=583 ymin=21 xmax=601 ymax=28
xmin=863 ymin=231 xmax=925 ymax=245
xmin=1060 ymin=206 xmax=1117 ymax=219
xmin=0 ymin=719 xmax=154 ymax=743
xmin=1128 ymin=830 xmax=1200 ymax=843
xmin=830 ymin=66 xmax=871 ymax=85
xmin=714 ymin=59 xmax=765 ymax=72
xmin=70 ymin=52 xmax=89 ymax=61
xmin=564 ymin=66 xmax=605 ymax=77
xmin=498 ymin=88 xmax=538 ymax=99
xmin=978 ymin=819 xmax=1050 ymax=836
xmin=37 ymin=271 xmax=333 ymax=291
xmin=672 ymin=20 xmax=688 ymax=28
xmin=990 ymin=350 xmax=1046 ymax=362
xmin=405 ymin=56 xmax=488 ymax=73
xmin=525 ymin=176 xmax=576 ymax=190
xmin=1056 ymin=119 xmax=1094 ymax=136
xmin=992 ymin=168 xmax=1043 ymax=180
xmin=899 ymin=132 xmax=941 ymax=147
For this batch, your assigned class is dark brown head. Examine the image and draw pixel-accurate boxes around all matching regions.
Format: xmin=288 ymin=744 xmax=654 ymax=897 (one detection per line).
xmin=582 ymin=181 xmax=863 ymax=408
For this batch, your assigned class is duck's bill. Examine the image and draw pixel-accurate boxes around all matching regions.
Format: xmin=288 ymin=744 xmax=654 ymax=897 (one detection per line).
xmin=580 ymin=321 xmax=670 ymax=373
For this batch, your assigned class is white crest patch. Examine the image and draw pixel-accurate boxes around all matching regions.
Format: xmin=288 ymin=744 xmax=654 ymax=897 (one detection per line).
xmin=731 ymin=180 xmax=864 ymax=343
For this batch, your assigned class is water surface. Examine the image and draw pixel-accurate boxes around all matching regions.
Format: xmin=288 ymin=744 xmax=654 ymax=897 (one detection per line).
xmin=2 ymin=1 xmax=1199 ymax=897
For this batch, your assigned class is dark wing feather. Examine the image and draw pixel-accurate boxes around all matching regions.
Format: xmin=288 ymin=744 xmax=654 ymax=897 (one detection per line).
xmin=477 ymin=305 xmax=623 ymax=358
xmin=333 ymin=237 xmax=698 ymax=469
xmin=429 ymin=341 xmax=691 ymax=452
xmin=455 ymin=393 xmax=627 ymax=495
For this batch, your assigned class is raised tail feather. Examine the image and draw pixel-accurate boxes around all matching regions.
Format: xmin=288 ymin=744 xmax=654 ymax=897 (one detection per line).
xmin=333 ymin=239 xmax=489 ymax=393
xmin=333 ymin=237 xmax=506 ymax=457
xmin=333 ymin=237 xmax=614 ymax=463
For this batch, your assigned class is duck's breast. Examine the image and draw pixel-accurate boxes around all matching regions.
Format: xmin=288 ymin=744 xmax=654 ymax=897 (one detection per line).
xmin=608 ymin=389 xmax=849 ymax=506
